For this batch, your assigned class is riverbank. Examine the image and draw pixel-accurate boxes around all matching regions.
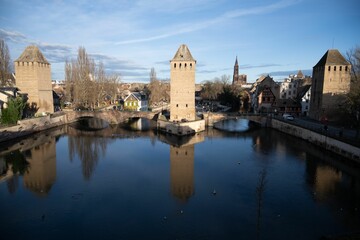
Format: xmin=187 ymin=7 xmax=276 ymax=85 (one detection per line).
xmin=270 ymin=118 xmax=360 ymax=163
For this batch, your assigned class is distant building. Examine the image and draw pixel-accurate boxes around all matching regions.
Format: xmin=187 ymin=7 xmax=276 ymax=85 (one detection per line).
xmin=0 ymin=87 xmax=27 ymax=115
xmin=297 ymin=85 xmax=311 ymax=116
xmin=309 ymin=49 xmax=351 ymax=121
xmin=123 ymin=92 xmax=148 ymax=111
xmin=232 ymin=57 xmax=247 ymax=85
xmin=279 ymin=70 xmax=307 ymax=100
xmin=250 ymin=75 xmax=280 ymax=113
xmin=14 ymin=46 xmax=54 ymax=114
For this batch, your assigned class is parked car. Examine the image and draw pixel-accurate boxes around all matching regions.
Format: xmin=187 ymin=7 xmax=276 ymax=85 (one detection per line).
xmin=282 ymin=113 xmax=294 ymax=120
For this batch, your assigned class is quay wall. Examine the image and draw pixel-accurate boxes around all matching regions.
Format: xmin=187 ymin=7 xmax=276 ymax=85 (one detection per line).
xmin=271 ymin=119 xmax=360 ymax=163
xmin=0 ymin=113 xmax=68 ymax=143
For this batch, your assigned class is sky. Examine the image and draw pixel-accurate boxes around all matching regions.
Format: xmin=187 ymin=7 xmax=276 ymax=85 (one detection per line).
xmin=0 ymin=0 xmax=359 ymax=83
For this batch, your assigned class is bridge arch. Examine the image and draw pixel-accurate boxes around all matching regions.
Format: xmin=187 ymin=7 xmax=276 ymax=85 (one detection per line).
xmin=67 ymin=110 xmax=160 ymax=125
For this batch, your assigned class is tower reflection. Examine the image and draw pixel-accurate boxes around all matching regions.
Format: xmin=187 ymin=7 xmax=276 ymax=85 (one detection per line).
xmin=23 ymin=138 xmax=56 ymax=196
xmin=159 ymin=133 xmax=204 ymax=202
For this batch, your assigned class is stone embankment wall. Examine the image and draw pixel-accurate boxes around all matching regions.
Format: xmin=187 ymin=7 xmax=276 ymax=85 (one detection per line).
xmin=271 ymin=119 xmax=360 ymax=163
xmin=0 ymin=113 xmax=68 ymax=143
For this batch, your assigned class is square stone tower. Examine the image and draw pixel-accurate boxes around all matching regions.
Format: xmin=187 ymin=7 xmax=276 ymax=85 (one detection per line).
xmin=14 ymin=45 xmax=54 ymax=113
xmin=309 ymin=49 xmax=351 ymax=120
xmin=170 ymin=44 xmax=196 ymax=121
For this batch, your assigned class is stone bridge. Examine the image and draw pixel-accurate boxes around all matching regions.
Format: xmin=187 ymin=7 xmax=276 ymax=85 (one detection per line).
xmin=202 ymin=112 xmax=268 ymax=127
xmin=66 ymin=110 xmax=160 ymax=124
xmin=66 ymin=110 xmax=268 ymax=126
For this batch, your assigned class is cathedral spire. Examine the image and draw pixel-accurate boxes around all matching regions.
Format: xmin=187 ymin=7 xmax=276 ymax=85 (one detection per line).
xmin=233 ymin=56 xmax=239 ymax=84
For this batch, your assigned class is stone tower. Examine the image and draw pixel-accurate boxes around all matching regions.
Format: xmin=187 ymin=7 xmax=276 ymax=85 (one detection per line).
xmin=170 ymin=44 xmax=196 ymax=121
xmin=309 ymin=49 xmax=351 ymax=120
xmin=15 ymin=45 xmax=54 ymax=113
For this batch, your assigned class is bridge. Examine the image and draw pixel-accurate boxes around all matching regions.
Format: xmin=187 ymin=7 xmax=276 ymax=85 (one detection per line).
xmin=65 ymin=110 xmax=267 ymax=126
xmin=66 ymin=109 xmax=161 ymax=124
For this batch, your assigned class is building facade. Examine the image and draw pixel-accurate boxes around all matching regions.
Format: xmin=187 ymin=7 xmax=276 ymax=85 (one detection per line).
xmin=170 ymin=44 xmax=196 ymax=121
xmin=14 ymin=46 xmax=54 ymax=114
xmin=309 ymin=49 xmax=351 ymax=120
xmin=123 ymin=92 xmax=148 ymax=111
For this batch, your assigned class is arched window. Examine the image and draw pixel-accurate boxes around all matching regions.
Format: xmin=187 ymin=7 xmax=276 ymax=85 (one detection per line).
xmin=345 ymin=66 xmax=348 ymax=71
xmin=190 ymin=63 xmax=192 ymax=69
xmin=334 ymin=66 xmax=336 ymax=71
xmin=340 ymin=66 xmax=342 ymax=71
xmin=328 ymin=66 xmax=331 ymax=71
xmin=174 ymin=63 xmax=176 ymax=68
xmin=185 ymin=63 xmax=187 ymax=68
xmin=179 ymin=63 xmax=182 ymax=68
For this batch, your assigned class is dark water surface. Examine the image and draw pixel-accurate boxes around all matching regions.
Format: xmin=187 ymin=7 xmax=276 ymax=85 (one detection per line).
xmin=0 ymin=119 xmax=359 ymax=240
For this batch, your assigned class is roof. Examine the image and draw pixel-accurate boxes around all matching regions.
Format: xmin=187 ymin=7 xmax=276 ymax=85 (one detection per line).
xmin=235 ymin=56 xmax=238 ymax=66
xmin=296 ymin=84 xmax=311 ymax=100
xmin=296 ymin=70 xmax=304 ymax=78
xmin=15 ymin=45 xmax=50 ymax=64
xmin=124 ymin=92 xmax=147 ymax=102
xmin=314 ymin=49 xmax=350 ymax=67
xmin=171 ymin=44 xmax=195 ymax=62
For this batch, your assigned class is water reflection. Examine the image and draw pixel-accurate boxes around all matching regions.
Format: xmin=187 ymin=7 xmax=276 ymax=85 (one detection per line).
xmin=305 ymin=154 xmax=360 ymax=229
xmin=160 ymin=133 xmax=204 ymax=201
xmin=68 ymin=129 xmax=114 ymax=180
xmin=0 ymin=123 xmax=359 ymax=239
xmin=0 ymin=136 xmax=56 ymax=196
xmin=214 ymin=118 xmax=251 ymax=132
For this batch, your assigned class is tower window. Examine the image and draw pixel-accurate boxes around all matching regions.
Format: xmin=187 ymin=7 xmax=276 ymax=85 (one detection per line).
xmin=185 ymin=63 xmax=187 ymax=68
xmin=328 ymin=66 xmax=331 ymax=71
xmin=179 ymin=63 xmax=182 ymax=68
xmin=174 ymin=63 xmax=176 ymax=68
xmin=340 ymin=66 xmax=342 ymax=71
xmin=334 ymin=66 xmax=336 ymax=71
xmin=176 ymin=104 xmax=178 ymax=107
xmin=186 ymin=104 xmax=188 ymax=107
xmin=190 ymin=63 xmax=192 ymax=69
xmin=345 ymin=66 xmax=348 ymax=71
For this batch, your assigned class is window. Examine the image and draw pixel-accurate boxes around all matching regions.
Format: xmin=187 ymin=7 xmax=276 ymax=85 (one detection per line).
xmin=186 ymin=104 xmax=188 ymax=107
xmin=176 ymin=104 xmax=178 ymax=107
xmin=185 ymin=63 xmax=187 ymax=68
xmin=334 ymin=66 xmax=336 ymax=71
xmin=174 ymin=63 xmax=176 ymax=68
xmin=345 ymin=66 xmax=348 ymax=71
xmin=179 ymin=63 xmax=182 ymax=68
xmin=190 ymin=63 xmax=192 ymax=69
xmin=340 ymin=66 xmax=342 ymax=71
xmin=328 ymin=66 xmax=331 ymax=71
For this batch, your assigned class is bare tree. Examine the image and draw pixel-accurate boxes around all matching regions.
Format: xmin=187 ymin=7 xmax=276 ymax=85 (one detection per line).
xmin=150 ymin=67 xmax=157 ymax=82
xmin=0 ymin=39 xmax=12 ymax=86
xmin=65 ymin=47 xmax=120 ymax=109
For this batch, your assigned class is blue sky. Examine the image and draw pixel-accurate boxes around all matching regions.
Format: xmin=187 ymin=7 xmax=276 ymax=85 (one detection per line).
xmin=0 ymin=0 xmax=359 ymax=83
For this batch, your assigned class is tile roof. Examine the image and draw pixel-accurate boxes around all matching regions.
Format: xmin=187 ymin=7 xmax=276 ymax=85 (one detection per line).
xmin=171 ymin=44 xmax=195 ymax=61
xmin=314 ymin=49 xmax=350 ymax=67
xmin=15 ymin=45 xmax=50 ymax=64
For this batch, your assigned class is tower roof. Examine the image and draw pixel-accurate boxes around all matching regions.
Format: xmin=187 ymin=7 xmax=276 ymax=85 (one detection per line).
xmin=314 ymin=49 xmax=349 ymax=67
xmin=171 ymin=44 xmax=195 ymax=61
xmin=15 ymin=45 xmax=50 ymax=64
xmin=235 ymin=56 xmax=238 ymax=66
xmin=296 ymin=70 xmax=304 ymax=78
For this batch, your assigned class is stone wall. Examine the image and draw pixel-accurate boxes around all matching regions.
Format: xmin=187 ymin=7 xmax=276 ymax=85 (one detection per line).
xmin=0 ymin=114 xmax=67 ymax=143
xmin=271 ymin=119 xmax=360 ymax=162
xmin=157 ymin=119 xmax=205 ymax=135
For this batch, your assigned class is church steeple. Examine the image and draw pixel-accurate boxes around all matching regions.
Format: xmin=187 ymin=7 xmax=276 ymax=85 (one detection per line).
xmin=233 ymin=56 xmax=239 ymax=84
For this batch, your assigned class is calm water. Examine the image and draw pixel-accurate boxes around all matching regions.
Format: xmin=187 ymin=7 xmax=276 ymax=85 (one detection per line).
xmin=0 ymin=118 xmax=359 ymax=240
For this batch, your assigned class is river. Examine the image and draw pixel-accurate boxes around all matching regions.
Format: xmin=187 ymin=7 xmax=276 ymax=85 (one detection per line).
xmin=0 ymin=118 xmax=359 ymax=240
